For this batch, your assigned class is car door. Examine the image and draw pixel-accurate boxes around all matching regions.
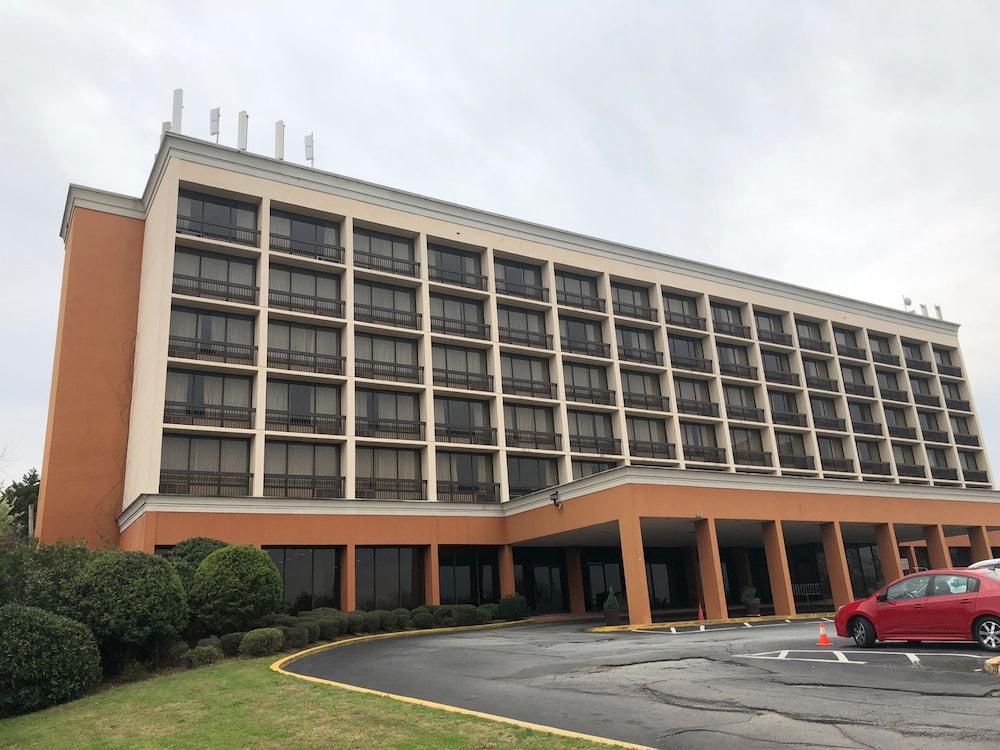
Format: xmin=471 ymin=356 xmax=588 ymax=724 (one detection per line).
xmin=925 ymin=574 xmax=980 ymax=639
xmin=875 ymin=575 xmax=932 ymax=639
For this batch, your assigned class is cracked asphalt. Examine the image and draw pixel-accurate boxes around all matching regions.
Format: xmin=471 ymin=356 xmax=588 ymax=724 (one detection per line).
xmin=288 ymin=622 xmax=1000 ymax=749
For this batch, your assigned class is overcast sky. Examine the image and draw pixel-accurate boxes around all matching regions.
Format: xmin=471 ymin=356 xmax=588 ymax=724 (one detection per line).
xmin=1 ymin=2 xmax=998 ymax=485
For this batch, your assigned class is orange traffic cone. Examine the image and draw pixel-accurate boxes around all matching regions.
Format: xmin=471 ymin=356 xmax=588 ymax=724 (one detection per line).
xmin=816 ymin=622 xmax=832 ymax=647
xmin=697 ymin=602 xmax=705 ymax=621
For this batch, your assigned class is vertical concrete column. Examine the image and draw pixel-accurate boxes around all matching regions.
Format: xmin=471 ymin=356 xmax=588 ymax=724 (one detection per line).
xmin=874 ymin=523 xmax=904 ymax=582
xmin=762 ymin=520 xmax=796 ymax=616
xmin=923 ymin=524 xmax=951 ymax=569
xmin=341 ymin=216 xmax=357 ymax=499
xmin=252 ymin=199 xmax=272 ymax=497
xmin=425 ymin=543 xmax=441 ymax=605
xmin=820 ymin=521 xmax=853 ymax=607
xmin=499 ymin=544 xmax=516 ymax=597
xmin=618 ymin=514 xmax=652 ymax=626
xmin=342 ymin=543 xmax=356 ymax=612
xmin=902 ymin=544 xmax=919 ymax=574
xmin=565 ymin=547 xmax=587 ymax=614
xmin=968 ymin=525 xmax=992 ymax=564
xmin=695 ymin=518 xmax=728 ymax=620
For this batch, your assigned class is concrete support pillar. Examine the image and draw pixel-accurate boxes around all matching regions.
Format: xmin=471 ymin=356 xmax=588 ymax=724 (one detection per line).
xmin=565 ymin=547 xmax=587 ymax=614
xmin=762 ymin=520 xmax=796 ymax=616
xmin=820 ymin=521 xmax=853 ymax=607
xmin=874 ymin=523 xmax=904 ymax=583
xmin=923 ymin=524 xmax=951 ymax=569
xmin=902 ymin=544 xmax=919 ymax=573
xmin=425 ymin=543 xmax=440 ymax=606
xmin=695 ymin=518 xmax=728 ymax=620
xmin=499 ymin=545 xmax=516 ymax=597
xmin=342 ymin=543 xmax=356 ymax=612
xmin=618 ymin=514 xmax=652 ymax=626
xmin=968 ymin=525 xmax=992 ymax=565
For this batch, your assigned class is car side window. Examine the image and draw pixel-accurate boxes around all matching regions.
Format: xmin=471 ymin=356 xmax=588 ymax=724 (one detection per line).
xmin=931 ymin=575 xmax=979 ymax=596
xmin=885 ymin=575 xmax=931 ymax=601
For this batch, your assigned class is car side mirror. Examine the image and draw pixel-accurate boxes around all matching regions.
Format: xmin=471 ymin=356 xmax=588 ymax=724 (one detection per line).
xmin=875 ymin=592 xmax=888 ymax=603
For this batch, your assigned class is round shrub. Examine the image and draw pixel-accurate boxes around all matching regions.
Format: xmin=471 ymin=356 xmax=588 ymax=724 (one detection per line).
xmin=0 ymin=604 xmax=102 ymax=717
xmin=261 ymin=613 xmax=299 ymax=628
xmin=392 ymin=608 xmax=411 ymax=629
xmin=238 ymin=628 xmax=284 ymax=657
xmin=302 ymin=607 xmax=340 ymax=619
xmin=218 ymin=632 xmax=246 ymax=657
xmin=411 ymin=611 xmax=434 ymax=629
xmin=286 ymin=626 xmax=309 ymax=650
xmin=183 ymin=644 xmax=223 ymax=668
xmin=433 ymin=606 xmax=457 ymax=628
xmin=164 ymin=641 xmax=190 ymax=667
xmin=22 ymin=542 xmax=94 ymax=619
xmin=410 ymin=606 xmax=430 ymax=620
xmin=477 ymin=603 xmax=500 ymax=623
xmin=499 ymin=594 xmax=529 ymax=621
xmin=191 ymin=545 xmax=281 ymax=634
xmin=454 ymin=604 xmax=479 ymax=627
xmin=316 ymin=619 xmax=342 ymax=640
xmin=347 ymin=612 xmax=367 ymax=634
xmin=197 ymin=636 xmax=221 ymax=649
xmin=276 ymin=625 xmax=293 ymax=647
xmin=364 ymin=611 xmax=383 ymax=633
xmin=74 ymin=550 xmax=188 ymax=672
xmin=168 ymin=537 xmax=226 ymax=592
xmin=297 ymin=619 xmax=320 ymax=643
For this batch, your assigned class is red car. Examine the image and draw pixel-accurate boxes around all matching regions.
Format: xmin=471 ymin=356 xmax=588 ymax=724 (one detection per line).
xmin=834 ymin=568 xmax=1000 ymax=650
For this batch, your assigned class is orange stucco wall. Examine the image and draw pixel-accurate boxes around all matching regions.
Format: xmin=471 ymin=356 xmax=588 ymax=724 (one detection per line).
xmin=36 ymin=208 xmax=144 ymax=547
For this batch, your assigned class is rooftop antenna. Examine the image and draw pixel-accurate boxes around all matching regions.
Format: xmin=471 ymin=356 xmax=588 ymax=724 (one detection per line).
xmin=209 ymin=108 xmax=220 ymax=143
xmin=305 ymin=132 xmax=314 ymax=167
xmin=902 ymin=295 xmax=913 ymax=313
xmin=171 ymin=89 xmax=183 ymax=133
xmin=934 ymin=304 xmax=943 ymax=320
xmin=919 ymin=304 xmax=929 ymax=317
xmin=237 ymin=111 xmax=248 ymax=152
xmin=275 ymin=120 xmax=285 ymax=160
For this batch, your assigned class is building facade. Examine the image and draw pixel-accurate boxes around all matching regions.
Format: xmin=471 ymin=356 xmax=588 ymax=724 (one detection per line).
xmin=37 ymin=133 xmax=1000 ymax=624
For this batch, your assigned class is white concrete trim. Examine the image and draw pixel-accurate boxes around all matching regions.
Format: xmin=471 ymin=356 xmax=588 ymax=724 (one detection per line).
xmin=60 ymin=184 xmax=145 ymax=239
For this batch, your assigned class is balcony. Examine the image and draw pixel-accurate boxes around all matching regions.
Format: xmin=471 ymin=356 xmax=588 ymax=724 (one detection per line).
xmin=720 ymin=362 xmax=758 ymax=379
xmin=629 ymin=441 xmax=676 ymax=459
xmin=813 ymin=416 xmax=846 ymax=432
xmin=164 ymin=402 xmax=254 ymax=429
xmin=613 ymin=301 xmax=657 ymax=321
xmin=356 ymin=417 xmax=424 ymax=440
xmin=496 ymin=279 xmax=548 ymax=301
xmin=665 ymin=311 xmax=707 ymax=330
xmin=888 ymin=425 xmax=917 ymax=440
xmin=946 ymin=398 xmax=971 ymax=412
xmin=269 ymin=233 xmax=344 ymax=263
xmin=727 ymin=405 xmax=765 ymax=422
xmin=437 ymin=481 xmax=501 ymax=504
xmin=964 ymin=470 xmax=989 ymax=484
xmin=355 ymin=303 xmax=421 ymax=330
xmin=937 ymin=364 xmax=963 ymax=378
xmin=564 ymin=384 xmax=614 ymax=405
xmin=265 ymin=411 xmax=344 ymax=435
xmin=861 ymin=462 xmax=891 ymax=475
xmin=906 ymin=357 xmax=933 ymax=372
xmin=765 ymin=370 xmax=800 ymax=386
xmin=509 ymin=484 xmax=552 ymax=498
xmin=805 ymin=376 xmax=838 ymax=392
xmin=355 ymin=359 xmax=422 ymax=383
xmin=822 ymin=458 xmax=855 ymax=473
xmin=499 ymin=327 xmax=552 ymax=349
xmin=852 ymin=421 xmax=882 ymax=436
xmin=356 ymin=477 xmax=426 ymax=500
xmin=269 ymin=289 xmax=345 ymax=318
xmin=502 ymin=377 xmax=555 ymax=399
xmin=676 ymin=399 xmax=719 ymax=417
xmin=159 ymin=469 xmax=251 ymax=496
xmin=168 ymin=336 xmax=256 ymax=366
xmin=758 ymin=330 xmax=793 ymax=346
xmin=838 ymin=344 xmax=867 ymax=360
xmin=872 ymin=351 xmax=900 ymax=366
xmin=844 ymin=382 xmax=875 ymax=398
xmin=176 ymin=215 xmax=259 ymax=247
xmin=734 ymin=450 xmax=772 ymax=467
xmin=561 ymin=338 xmax=611 ymax=358
xmin=268 ymin=348 xmax=345 ymax=375
xmin=798 ymin=337 xmax=830 ymax=354
xmin=779 ymin=454 xmax=814 ymax=470
xmin=354 ymin=250 xmax=419 ymax=277
xmin=557 ymin=290 xmax=605 ymax=312
xmin=172 ymin=274 xmax=258 ymax=305
xmin=435 ymin=369 xmax=494 ymax=392
xmin=931 ymin=467 xmax=958 ymax=481
xmin=921 ymin=429 xmax=949 ymax=443
xmin=913 ymin=393 xmax=940 ymax=408
xmin=713 ymin=320 xmax=751 ymax=339
xmin=505 ymin=430 xmax=561 ymax=451
xmin=623 ymin=393 xmax=670 ymax=411
xmin=428 ymin=266 xmax=487 ymax=290
xmin=772 ymin=411 xmax=807 ymax=427
xmin=896 ymin=464 xmax=926 ymax=478
xmin=618 ymin=347 xmax=663 ymax=366
xmin=683 ymin=445 xmax=726 ymax=463
xmin=435 ymin=424 xmax=497 ymax=445
xmin=880 ymin=388 xmax=908 ymax=403
xmin=670 ymin=354 xmax=713 ymax=373
xmin=954 ymin=434 xmax=980 ymax=447
xmin=570 ymin=435 xmax=622 ymax=455
xmin=431 ymin=316 xmax=490 ymax=340
xmin=263 ymin=474 xmax=345 ymax=499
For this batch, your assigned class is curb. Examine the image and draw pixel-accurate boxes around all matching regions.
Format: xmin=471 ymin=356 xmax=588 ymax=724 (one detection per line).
xmin=589 ymin=612 xmax=836 ymax=633
xmin=986 ymin=656 xmax=1000 ymax=675
xmin=271 ymin=620 xmax=651 ymax=749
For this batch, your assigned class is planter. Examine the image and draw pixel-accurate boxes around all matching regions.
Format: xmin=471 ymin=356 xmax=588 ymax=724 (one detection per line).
xmin=603 ymin=609 xmax=621 ymax=626
xmin=745 ymin=602 xmax=761 ymax=617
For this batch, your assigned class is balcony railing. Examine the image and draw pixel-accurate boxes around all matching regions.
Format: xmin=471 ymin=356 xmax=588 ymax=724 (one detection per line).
xmin=168 ymin=336 xmax=256 ymax=366
xmin=887 ymin=425 xmax=917 ymax=439
xmin=613 ymin=301 xmax=657 ymax=321
xmin=570 ymin=435 xmax=622 ymax=455
xmin=159 ymin=469 xmax=251 ymax=496
xmin=954 ymin=434 xmax=980 ymax=447
xmin=269 ymin=233 xmax=345 ymax=263
xmin=163 ymin=402 xmax=254 ymax=429
xmin=561 ymin=338 xmax=611 ymax=358
xmin=565 ymin=384 xmax=615 ymax=405
xmin=779 ymin=454 xmax=814 ymax=470
xmin=435 ymin=424 xmax=497 ymax=445
xmin=879 ymin=388 xmax=908 ymax=403
xmin=813 ymin=416 xmax=846 ymax=431
xmin=557 ymin=290 xmax=605 ymax=312
xmin=765 ymin=370 xmax=800 ymax=386
xmin=896 ymin=464 xmax=926 ymax=478
xmin=509 ymin=484 xmax=552 ymax=498
xmin=618 ymin=347 xmax=663 ymax=366
xmin=931 ymin=467 xmax=958 ymax=481
xmin=623 ymin=392 xmax=670 ymax=411
xmin=499 ymin=327 xmax=552 ymax=349
xmin=852 ymin=421 xmax=882 ymax=436
xmin=913 ymin=393 xmax=940 ymax=407
xmin=670 ymin=354 xmax=713 ymax=373
xmin=872 ymin=351 xmax=900 ymax=366
xmin=937 ymin=364 xmax=963 ymax=378
xmin=431 ymin=316 xmax=490 ymax=340
xmin=861 ymin=461 xmax=891 ymax=475
xmin=677 ymin=399 xmax=719 ymax=417
xmin=798 ymin=337 xmax=830 ymax=353
xmin=263 ymin=474 xmax=345 ymax=499
xmin=355 ymin=359 xmax=422 ymax=383
xmin=838 ymin=344 xmax=867 ymax=360
xmin=355 ymin=303 xmax=421 ymax=330
xmin=713 ymin=320 xmax=751 ymax=339
xmin=665 ymin=311 xmax=707 ymax=330
xmin=356 ymin=417 xmax=424 ymax=440
xmin=265 ymin=410 xmax=345 ymax=435
xmin=772 ymin=411 xmax=807 ymax=427
xmin=683 ymin=445 xmax=726 ymax=463
xmin=822 ymin=458 xmax=854 ymax=473
xmin=727 ymin=405 xmax=765 ymax=422
xmin=844 ymin=382 xmax=875 ymax=397
xmin=805 ymin=376 xmax=838 ymax=392
xmin=354 ymin=250 xmax=419 ymax=277
xmin=356 ymin=477 xmax=426 ymax=500
xmin=758 ymin=329 xmax=793 ymax=346
xmin=176 ymin=215 xmax=260 ymax=246
xmin=268 ymin=348 xmax=345 ymax=375
xmin=905 ymin=357 xmax=933 ymax=372
xmin=269 ymin=289 xmax=345 ymax=318
xmin=735 ymin=450 xmax=772 ymax=467
xmin=502 ymin=377 xmax=555 ymax=399
xmin=921 ymin=429 xmax=949 ymax=443
xmin=437 ymin=481 xmax=501 ymax=504
xmin=629 ymin=440 xmax=676 ymax=459
xmin=496 ymin=279 xmax=548 ymax=301
xmin=428 ymin=266 xmax=488 ymax=290
xmin=964 ymin=470 xmax=989 ymax=484
xmin=720 ymin=362 xmax=758 ymax=379
xmin=172 ymin=274 xmax=258 ymax=304
xmin=435 ymin=369 xmax=494 ymax=392
xmin=505 ymin=430 xmax=561 ymax=451
xmin=945 ymin=398 xmax=971 ymax=412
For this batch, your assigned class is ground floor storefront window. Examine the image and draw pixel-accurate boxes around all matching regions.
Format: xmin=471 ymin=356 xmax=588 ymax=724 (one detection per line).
xmin=356 ymin=546 xmax=425 ymax=610
xmin=439 ymin=546 xmax=500 ymax=605
xmin=845 ymin=543 xmax=882 ymax=598
xmin=581 ymin=547 xmax=624 ymax=611
xmin=514 ymin=548 xmax=567 ymax=613
xmin=265 ymin=546 xmax=340 ymax=613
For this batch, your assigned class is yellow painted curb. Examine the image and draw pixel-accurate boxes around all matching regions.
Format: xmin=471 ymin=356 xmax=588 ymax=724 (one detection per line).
xmin=271 ymin=620 xmax=651 ymax=749
xmin=589 ymin=611 xmax=836 ymax=633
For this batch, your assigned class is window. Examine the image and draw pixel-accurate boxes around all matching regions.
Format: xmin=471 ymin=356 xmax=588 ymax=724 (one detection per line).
xmin=356 ymin=447 xmax=421 ymax=480
xmin=668 ymin=335 xmax=704 ymax=359
xmin=841 ymin=365 xmax=865 ymax=385
xmin=435 ymin=344 xmax=488 ymax=374
xmin=818 ymin=436 xmax=845 ymax=459
xmin=856 ymin=441 xmax=882 ymax=462
xmin=621 ymin=371 xmax=661 ymax=396
xmin=265 ymin=442 xmax=340 ymax=477
xmin=932 ymin=575 xmax=979 ymax=596
xmin=563 ymin=362 xmax=608 ymax=390
xmin=560 ymin=316 xmax=603 ymax=343
xmin=775 ymin=432 xmax=807 ymax=456
xmin=495 ymin=258 xmax=544 ymax=289
xmin=166 ymin=370 xmax=251 ymax=408
xmin=355 ymin=547 xmax=425 ymax=611
xmin=918 ymin=411 xmax=940 ymax=431
xmin=711 ymin=303 xmax=743 ymax=326
xmin=507 ymin=456 xmax=559 ymax=495
xmin=730 ymin=428 xmax=763 ymax=452
xmin=761 ymin=351 xmax=791 ymax=373
xmin=271 ymin=210 xmax=340 ymax=248
xmin=892 ymin=444 xmax=918 ymax=466
xmin=436 ymin=452 xmax=493 ymax=483
xmin=612 ymin=283 xmax=650 ymax=308
xmin=949 ymin=415 xmax=970 ymax=435
xmin=568 ymin=411 xmax=614 ymax=438
xmin=802 ymin=359 xmax=829 ymax=379
xmin=902 ymin=341 xmax=924 ymax=360
xmin=267 ymin=380 xmax=339 ymax=415
xmin=270 ymin=321 xmax=340 ymax=355
xmin=178 ymin=190 xmax=256 ymax=236
xmin=555 ymin=271 xmax=598 ymax=300
xmin=501 ymin=353 xmax=549 ymax=381
xmin=942 ymin=381 xmax=964 ymax=400
xmin=428 ymin=244 xmax=482 ymax=281
xmin=430 ymin=294 xmax=484 ymax=324
xmin=353 ymin=227 xmax=414 ymax=262
xmin=572 ymin=460 xmax=618 ymax=479
xmin=849 ymin=402 xmax=874 ymax=423
xmin=876 ymin=370 xmax=898 ymax=389
xmin=769 ymin=390 xmax=799 ymax=414
xmin=271 ymin=265 xmax=340 ymax=302
xmin=357 ymin=389 xmax=420 ymax=421
xmin=869 ymin=335 xmax=892 ymax=355
xmin=439 ymin=547 xmax=499 ymax=606
xmin=504 ymin=404 xmax=554 ymax=433
xmin=161 ymin=435 xmax=249 ymax=473
xmin=265 ymin=547 xmax=339 ymax=612
xmin=498 ymin=305 xmax=546 ymax=333
xmin=885 ymin=575 xmax=931 ymax=601
xmin=681 ymin=422 xmax=717 ymax=447
xmin=434 ymin=397 xmax=489 ymax=428
xmin=926 ymin=448 xmax=950 ymax=468
xmin=883 ymin=407 xmax=907 ymax=427
xmin=355 ymin=280 xmax=416 ymax=312
xmin=811 ymin=397 xmax=838 ymax=419
xmin=755 ymin=311 xmax=784 ymax=334
xmin=627 ymin=416 xmax=667 ymax=443
xmin=616 ymin=326 xmax=656 ymax=351
xmin=663 ymin=293 xmax=699 ymax=318
xmin=960 ymin=452 xmax=980 ymax=471
xmin=834 ymin=328 xmax=857 ymax=348
xmin=355 ymin=333 xmax=417 ymax=365
xmin=724 ymin=384 xmax=756 ymax=408
xmin=718 ymin=344 xmax=750 ymax=367
xmin=674 ymin=378 xmax=711 ymax=402
xmin=796 ymin=319 xmax=822 ymax=341
xmin=170 ymin=307 xmax=254 ymax=346
xmin=934 ymin=348 xmax=954 ymax=366
xmin=910 ymin=377 xmax=931 ymax=396
xmin=174 ymin=247 xmax=255 ymax=287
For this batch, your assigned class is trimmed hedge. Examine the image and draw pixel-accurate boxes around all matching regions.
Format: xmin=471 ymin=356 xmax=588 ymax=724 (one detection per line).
xmin=433 ymin=606 xmax=457 ymax=628
xmin=454 ymin=604 xmax=478 ymax=627
xmin=411 ymin=611 xmax=434 ymax=629
xmin=347 ymin=612 xmax=366 ymax=634
xmin=167 ymin=537 xmax=226 ymax=592
xmin=297 ymin=619 xmax=320 ymax=643
xmin=477 ymin=603 xmax=500 ymax=622
xmin=238 ymin=628 xmax=284 ymax=657
xmin=218 ymin=632 xmax=246 ymax=657
xmin=0 ymin=604 xmax=102 ymax=717
xmin=197 ymin=636 xmax=221 ymax=649
xmin=261 ymin=613 xmax=299 ymax=628
xmin=21 ymin=542 xmax=94 ymax=619
xmin=285 ymin=626 xmax=309 ymax=650
xmin=164 ymin=641 xmax=190 ymax=667
xmin=499 ymin=594 xmax=529 ymax=621
xmin=191 ymin=545 xmax=281 ymax=634
xmin=183 ymin=644 xmax=223 ymax=668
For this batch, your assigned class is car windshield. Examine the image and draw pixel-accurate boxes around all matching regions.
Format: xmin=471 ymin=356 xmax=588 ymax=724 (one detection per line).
xmin=885 ymin=575 xmax=931 ymax=601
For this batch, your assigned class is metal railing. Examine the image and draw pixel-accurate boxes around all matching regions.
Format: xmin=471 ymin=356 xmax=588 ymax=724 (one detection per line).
xmin=720 ymin=362 xmax=758 ymax=379
xmin=879 ymin=388 xmax=908 ymax=403
xmin=265 ymin=410 xmax=345 ymax=435
xmin=896 ymin=464 xmax=926 ymax=478
xmin=872 ymin=351 xmax=900 ymax=366
xmin=437 ymin=481 xmax=501 ymax=503
xmin=838 ymin=344 xmax=867 ymax=360
xmin=159 ymin=469 xmax=251 ymax=496
xmin=176 ymin=216 xmax=260 ymax=246
xmin=427 ymin=266 xmax=488 ymax=290
xmin=821 ymin=458 xmax=854 ymax=473
xmin=677 ymin=399 xmax=719 ymax=417
xmin=613 ymin=301 xmax=657 ymax=321
xmin=268 ymin=348 xmax=345 ymax=375
xmin=921 ymin=429 xmax=949 ymax=444
xmin=505 ymin=430 xmax=561 ymax=451
xmin=269 ymin=289 xmax=345 ymax=318
xmin=937 ymin=364 xmax=963 ymax=378
xmin=355 ymin=359 xmax=423 ymax=383
xmin=354 ymin=250 xmax=419 ymax=277
xmin=355 ymin=303 xmax=421 ymax=330
xmin=556 ymin=289 xmax=605 ymax=311
xmin=963 ymin=470 xmax=989 ymax=484
xmin=945 ymin=398 xmax=971 ymax=411
xmin=499 ymin=327 xmax=552 ymax=349
xmin=435 ymin=424 xmax=497 ymax=445
xmin=665 ymin=311 xmax=707 ymax=330
xmin=269 ymin=233 xmax=345 ymax=263
xmin=623 ymin=392 xmax=669 ymax=411
xmin=435 ymin=369 xmax=494 ymax=392
xmin=561 ymin=338 xmax=611 ymax=358
xmin=168 ymin=336 xmax=256 ymax=365
xmin=734 ymin=450 xmax=772 ymax=467
xmin=355 ymin=417 xmax=425 ymax=440
xmin=713 ymin=320 xmax=751 ymax=338
xmin=772 ymin=411 xmax=808 ymax=427
xmin=263 ymin=474 xmax=346 ymax=499
xmin=931 ymin=467 xmax=958 ymax=481
xmin=569 ymin=435 xmax=622 ymax=455
xmin=887 ymin=425 xmax=917 ymax=439
xmin=798 ymin=337 xmax=830 ymax=353
xmin=805 ymin=376 xmax=838 ymax=392
xmin=495 ymin=279 xmax=548 ymax=301
xmin=727 ymin=405 xmax=765 ymax=422
xmin=812 ymin=416 xmax=846 ymax=431
xmin=905 ymin=357 xmax=933 ymax=372
xmin=172 ymin=274 xmax=258 ymax=304
xmin=430 ymin=316 xmax=490 ymax=340
xmin=502 ymin=377 xmax=555 ymax=398
xmin=779 ymin=454 xmax=815 ymax=470
xmin=843 ymin=382 xmax=875 ymax=397
xmin=163 ymin=402 xmax=254 ymax=429
xmin=913 ymin=393 xmax=940 ymax=407
xmin=617 ymin=346 xmax=663 ymax=365
xmin=954 ymin=433 xmax=980 ymax=447
xmin=765 ymin=370 xmax=800 ymax=386
xmin=564 ymin=384 xmax=615 ymax=405
xmin=861 ymin=461 xmax=891 ymax=475
xmin=629 ymin=440 xmax=676 ymax=459
xmin=683 ymin=445 xmax=726 ymax=463
xmin=356 ymin=477 xmax=426 ymax=500
xmin=670 ymin=354 xmax=713 ymax=373
xmin=758 ymin=329 xmax=793 ymax=346
xmin=852 ymin=421 xmax=882 ymax=435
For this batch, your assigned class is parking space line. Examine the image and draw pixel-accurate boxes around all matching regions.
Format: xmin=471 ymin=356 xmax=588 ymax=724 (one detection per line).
xmin=906 ymin=653 xmax=921 ymax=665
xmin=833 ymin=651 xmax=849 ymax=663
xmin=736 ymin=649 xmax=986 ymax=668
xmin=634 ymin=620 xmax=821 ymax=636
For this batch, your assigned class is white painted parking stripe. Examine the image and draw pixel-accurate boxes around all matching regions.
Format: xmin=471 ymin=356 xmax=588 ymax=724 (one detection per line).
xmin=833 ymin=651 xmax=849 ymax=663
xmin=907 ymin=653 xmax=921 ymax=665
xmin=744 ymin=622 xmax=752 ymax=628
xmin=633 ymin=621 xmax=822 ymax=636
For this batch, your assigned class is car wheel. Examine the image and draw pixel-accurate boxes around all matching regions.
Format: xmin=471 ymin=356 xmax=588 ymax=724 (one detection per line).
xmin=974 ymin=616 xmax=1000 ymax=651
xmin=851 ymin=617 xmax=876 ymax=648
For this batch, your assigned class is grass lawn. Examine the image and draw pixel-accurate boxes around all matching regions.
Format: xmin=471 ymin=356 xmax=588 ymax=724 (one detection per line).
xmin=0 ymin=655 xmax=608 ymax=749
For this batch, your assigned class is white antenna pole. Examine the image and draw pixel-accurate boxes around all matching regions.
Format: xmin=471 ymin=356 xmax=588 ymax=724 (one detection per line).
xmin=210 ymin=108 xmax=220 ymax=143
xmin=237 ymin=111 xmax=248 ymax=152
xmin=934 ymin=304 xmax=943 ymax=320
xmin=919 ymin=304 xmax=929 ymax=317
xmin=171 ymin=89 xmax=183 ymax=133
xmin=305 ymin=132 xmax=314 ymax=167
xmin=275 ymin=120 xmax=285 ymax=160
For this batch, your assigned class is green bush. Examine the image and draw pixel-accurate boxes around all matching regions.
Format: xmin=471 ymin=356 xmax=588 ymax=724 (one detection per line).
xmin=197 ymin=636 xmax=221 ymax=649
xmin=73 ymin=550 xmax=188 ymax=672
xmin=346 ymin=612 xmax=367 ymax=634
xmin=164 ymin=641 xmax=190 ymax=667
xmin=364 ymin=611 xmax=383 ymax=632
xmin=454 ymin=604 xmax=479 ymax=626
xmin=183 ymin=644 xmax=223 ymax=668
xmin=316 ymin=618 xmax=342 ymax=640
xmin=0 ymin=604 xmax=102 ymax=717
xmin=218 ymin=632 xmax=245 ymax=657
xmin=301 ymin=607 xmax=340 ymax=619
xmin=260 ymin=612 xmax=299 ymax=628
xmin=167 ymin=537 xmax=226 ymax=592
xmin=477 ymin=603 xmax=500 ymax=622
xmin=411 ymin=611 xmax=434 ymax=629
xmin=297 ymin=619 xmax=320 ymax=643
xmin=21 ymin=542 xmax=94 ymax=618
xmin=499 ymin=594 xmax=529 ymax=621
xmin=285 ymin=626 xmax=309 ymax=650
xmin=433 ymin=606 xmax=457 ymax=628
xmin=276 ymin=625 xmax=293 ymax=647
xmin=191 ymin=545 xmax=281 ymax=634
xmin=238 ymin=628 xmax=284 ymax=657
xmin=119 ymin=660 xmax=149 ymax=683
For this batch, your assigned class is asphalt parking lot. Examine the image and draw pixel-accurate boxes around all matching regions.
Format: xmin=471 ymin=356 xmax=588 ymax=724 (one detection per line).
xmin=289 ymin=621 xmax=1000 ymax=749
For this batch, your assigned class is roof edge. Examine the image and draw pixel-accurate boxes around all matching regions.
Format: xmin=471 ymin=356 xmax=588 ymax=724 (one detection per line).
xmin=60 ymin=184 xmax=144 ymax=240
